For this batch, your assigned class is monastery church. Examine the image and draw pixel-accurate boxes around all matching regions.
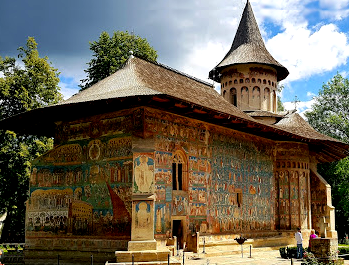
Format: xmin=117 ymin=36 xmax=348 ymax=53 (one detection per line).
xmin=1 ymin=0 xmax=348 ymax=263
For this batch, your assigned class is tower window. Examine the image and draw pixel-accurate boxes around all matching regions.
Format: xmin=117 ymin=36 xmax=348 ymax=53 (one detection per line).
xmin=240 ymin=79 xmax=244 ymax=83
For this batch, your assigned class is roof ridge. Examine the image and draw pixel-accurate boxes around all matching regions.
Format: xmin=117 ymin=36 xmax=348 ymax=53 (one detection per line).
xmin=130 ymin=56 xmax=214 ymax=88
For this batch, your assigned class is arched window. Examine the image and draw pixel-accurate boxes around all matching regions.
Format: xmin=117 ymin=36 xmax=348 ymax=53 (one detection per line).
xmin=263 ymin=88 xmax=270 ymax=111
xmin=230 ymin=88 xmax=237 ymax=106
xmin=252 ymin=87 xmax=260 ymax=109
xmin=172 ymin=151 xmax=188 ymax=191
xmin=241 ymin=87 xmax=249 ymax=109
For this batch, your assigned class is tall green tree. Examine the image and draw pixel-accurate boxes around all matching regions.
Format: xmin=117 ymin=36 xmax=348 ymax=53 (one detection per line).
xmin=80 ymin=31 xmax=158 ymax=90
xmin=277 ymin=83 xmax=285 ymax=111
xmin=305 ymin=73 xmax=349 ymax=239
xmin=0 ymin=37 xmax=62 ymax=242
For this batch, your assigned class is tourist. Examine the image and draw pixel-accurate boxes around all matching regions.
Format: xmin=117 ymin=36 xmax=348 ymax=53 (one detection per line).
xmin=295 ymin=227 xmax=303 ymax=259
xmin=309 ymin=229 xmax=317 ymax=252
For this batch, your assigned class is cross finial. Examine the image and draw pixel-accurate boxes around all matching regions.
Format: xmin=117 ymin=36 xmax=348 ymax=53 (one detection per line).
xmin=292 ymin=96 xmax=300 ymax=110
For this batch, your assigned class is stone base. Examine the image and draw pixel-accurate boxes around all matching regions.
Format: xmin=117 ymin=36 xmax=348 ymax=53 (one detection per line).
xmin=128 ymin=240 xmax=157 ymax=251
xmin=115 ymin=249 xmax=171 ymax=263
xmin=311 ymin=237 xmax=341 ymax=264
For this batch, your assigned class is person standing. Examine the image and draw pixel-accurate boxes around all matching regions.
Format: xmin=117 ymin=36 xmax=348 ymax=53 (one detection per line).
xmin=309 ymin=229 xmax=317 ymax=252
xmin=295 ymin=227 xmax=303 ymax=259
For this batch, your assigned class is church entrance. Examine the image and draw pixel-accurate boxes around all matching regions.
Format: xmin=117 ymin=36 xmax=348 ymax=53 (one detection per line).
xmin=172 ymin=219 xmax=184 ymax=249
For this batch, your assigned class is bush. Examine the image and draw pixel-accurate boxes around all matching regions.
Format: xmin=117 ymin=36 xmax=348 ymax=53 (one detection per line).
xmin=279 ymin=246 xmax=307 ymax=259
xmin=338 ymin=247 xmax=349 ymax=260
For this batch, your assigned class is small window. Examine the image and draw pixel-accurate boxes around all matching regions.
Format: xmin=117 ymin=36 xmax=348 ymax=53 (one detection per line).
xmin=240 ymin=79 xmax=244 ymax=83
xmin=234 ymin=79 xmax=238 ymax=84
xmin=237 ymin=192 xmax=242 ymax=207
xmin=172 ymin=152 xmax=187 ymax=191
xmin=252 ymin=78 xmax=256 ymax=83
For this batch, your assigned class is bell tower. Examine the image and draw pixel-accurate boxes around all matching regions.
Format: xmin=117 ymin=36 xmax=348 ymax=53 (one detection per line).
xmin=209 ymin=0 xmax=289 ymax=113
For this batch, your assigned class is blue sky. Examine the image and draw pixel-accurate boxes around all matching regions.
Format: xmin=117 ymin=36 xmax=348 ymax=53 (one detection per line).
xmin=1 ymin=0 xmax=349 ymax=116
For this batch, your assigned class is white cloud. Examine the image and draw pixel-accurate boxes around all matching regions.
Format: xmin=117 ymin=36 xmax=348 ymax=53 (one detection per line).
xmin=319 ymin=0 xmax=349 ymax=10
xmin=307 ymin=91 xmax=316 ymax=98
xmin=59 ymin=80 xmax=79 ymax=100
xmin=181 ymin=41 xmax=227 ymax=83
xmin=283 ymin=99 xmax=315 ymax=119
xmin=267 ymin=23 xmax=349 ymax=82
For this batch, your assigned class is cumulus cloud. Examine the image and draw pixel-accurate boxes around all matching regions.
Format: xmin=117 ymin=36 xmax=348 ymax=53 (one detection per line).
xmin=283 ymin=99 xmax=315 ymax=119
xmin=267 ymin=23 xmax=349 ymax=82
xmin=319 ymin=0 xmax=349 ymax=10
xmin=181 ymin=41 xmax=227 ymax=82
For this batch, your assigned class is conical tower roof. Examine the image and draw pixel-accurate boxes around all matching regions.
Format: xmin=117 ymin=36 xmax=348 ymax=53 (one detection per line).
xmin=209 ymin=0 xmax=289 ymax=82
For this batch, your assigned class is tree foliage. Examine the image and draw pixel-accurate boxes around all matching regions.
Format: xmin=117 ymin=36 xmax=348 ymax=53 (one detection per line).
xmin=80 ymin=31 xmax=158 ymax=90
xmin=0 ymin=37 xmax=62 ymax=242
xmin=305 ymin=73 xmax=349 ymax=238
xmin=305 ymin=73 xmax=349 ymax=143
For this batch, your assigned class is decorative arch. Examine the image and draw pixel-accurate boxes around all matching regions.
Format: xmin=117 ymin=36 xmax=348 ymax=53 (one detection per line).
xmin=252 ymin=86 xmax=260 ymax=109
xmin=172 ymin=150 xmax=188 ymax=191
xmin=230 ymin=88 xmax=237 ymax=106
xmin=241 ymin=87 xmax=249 ymax=109
xmin=263 ymin=87 xmax=270 ymax=111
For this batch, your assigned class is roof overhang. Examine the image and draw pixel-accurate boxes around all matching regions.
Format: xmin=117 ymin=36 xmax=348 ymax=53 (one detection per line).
xmin=1 ymin=94 xmax=347 ymax=163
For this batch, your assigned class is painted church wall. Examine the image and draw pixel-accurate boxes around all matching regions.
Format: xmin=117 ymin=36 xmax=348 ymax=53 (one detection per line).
xmin=143 ymin=107 xmax=275 ymax=239
xmin=26 ymin=109 xmax=137 ymax=251
xmin=274 ymin=142 xmax=311 ymax=231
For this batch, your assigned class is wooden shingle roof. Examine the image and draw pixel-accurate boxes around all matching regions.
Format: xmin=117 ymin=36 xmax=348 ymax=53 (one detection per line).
xmin=61 ymin=57 xmax=255 ymax=122
xmin=0 ymin=57 xmax=347 ymax=162
xmin=209 ymin=0 xmax=289 ymax=82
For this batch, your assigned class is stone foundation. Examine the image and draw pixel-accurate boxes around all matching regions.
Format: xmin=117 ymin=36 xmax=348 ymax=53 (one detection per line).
xmin=311 ymin=238 xmax=343 ymax=264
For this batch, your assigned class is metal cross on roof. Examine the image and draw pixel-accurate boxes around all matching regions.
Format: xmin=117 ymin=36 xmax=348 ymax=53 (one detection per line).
xmin=292 ymin=96 xmax=300 ymax=110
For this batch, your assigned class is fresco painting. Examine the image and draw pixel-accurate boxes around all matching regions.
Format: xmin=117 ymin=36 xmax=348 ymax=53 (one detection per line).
xmin=146 ymin=108 xmax=276 ymax=235
xmin=132 ymin=200 xmax=154 ymax=240
xmin=27 ymin=130 xmax=133 ymax=239
xmin=133 ymin=153 xmax=154 ymax=194
xmin=154 ymin=203 xmax=171 ymax=236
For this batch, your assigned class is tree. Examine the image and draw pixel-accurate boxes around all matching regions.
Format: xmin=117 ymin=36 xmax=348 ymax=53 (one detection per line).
xmin=277 ymin=83 xmax=285 ymax=111
xmin=80 ymin=31 xmax=158 ymax=90
xmin=318 ymin=158 xmax=349 ymax=239
xmin=0 ymin=37 xmax=62 ymax=242
xmin=305 ymin=73 xmax=349 ymax=143
xmin=305 ymin=73 xmax=349 ymax=239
